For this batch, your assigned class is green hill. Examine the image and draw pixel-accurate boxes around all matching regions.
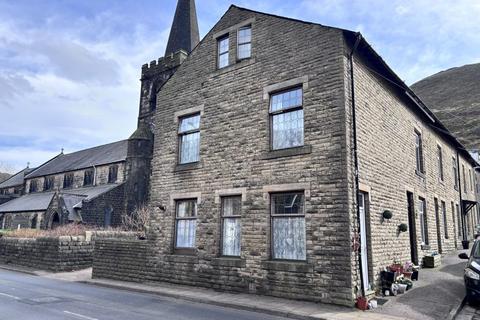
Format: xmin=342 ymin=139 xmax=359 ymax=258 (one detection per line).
xmin=411 ymin=63 xmax=480 ymax=150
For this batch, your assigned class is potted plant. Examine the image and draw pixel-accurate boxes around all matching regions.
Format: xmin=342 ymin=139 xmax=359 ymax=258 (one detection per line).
xmin=403 ymin=262 xmax=414 ymax=279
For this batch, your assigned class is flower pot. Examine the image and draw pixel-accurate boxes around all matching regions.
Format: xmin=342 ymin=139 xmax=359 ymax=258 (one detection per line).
xmin=412 ymin=270 xmax=419 ymax=281
xmin=397 ymin=284 xmax=408 ymax=294
xmin=356 ymin=297 xmax=369 ymax=311
xmin=462 ymin=240 xmax=470 ymax=250
xmin=403 ymin=271 xmax=413 ymax=279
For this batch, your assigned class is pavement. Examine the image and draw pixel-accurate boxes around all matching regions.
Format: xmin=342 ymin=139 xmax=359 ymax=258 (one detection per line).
xmin=456 ymin=303 xmax=480 ymax=320
xmin=0 ymin=250 xmax=472 ymax=320
xmin=372 ymin=249 xmax=469 ymax=320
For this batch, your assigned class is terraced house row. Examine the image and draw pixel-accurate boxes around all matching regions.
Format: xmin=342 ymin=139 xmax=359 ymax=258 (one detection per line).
xmin=100 ymin=1 xmax=478 ymax=306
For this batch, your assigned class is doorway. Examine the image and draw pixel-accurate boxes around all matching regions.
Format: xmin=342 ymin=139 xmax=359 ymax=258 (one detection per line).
xmin=358 ymin=192 xmax=371 ymax=292
xmin=434 ymin=198 xmax=443 ymax=254
xmin=407 ymin=192 xmax=418 ymax=264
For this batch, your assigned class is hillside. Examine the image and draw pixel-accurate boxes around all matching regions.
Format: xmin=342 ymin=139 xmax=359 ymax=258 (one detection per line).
xmin=411 ymin=63 xmax=480 ymax=150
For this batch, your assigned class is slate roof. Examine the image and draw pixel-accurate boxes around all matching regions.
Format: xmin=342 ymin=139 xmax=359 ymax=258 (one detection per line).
xmin=0 ymin=167 xmax=36 ymax=189
xmin=62 ymin=184 xmax=121 ymax=208
xmin=26 ymin=140 xmax=128 ymax=179
xmin=0 ymin=192 xmax=55 ymax=213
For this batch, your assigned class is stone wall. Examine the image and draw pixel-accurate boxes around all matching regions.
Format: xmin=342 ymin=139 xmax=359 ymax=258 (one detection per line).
xmin=147 ymin=7 xmax=353 ymax=306
xmin=92 ymin=237 xmax=154 ymax=283
xmin=0 ymin=236 xmax=93 ymax=272
xmin=24 ymin=162 xmax=126 ymax=194
xmin=345 ymin=39 xmax=479 ymax=291
xmin=81 ymin=184 xmax=125 ymax=227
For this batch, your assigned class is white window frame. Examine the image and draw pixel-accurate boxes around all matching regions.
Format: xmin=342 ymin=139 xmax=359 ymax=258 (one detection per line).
xmin=217 ymin=35 xmax=229 ymax=69
xmin=237 ymin=25 xmax=251 ymax=60
xmin=178 ymin=113 xmax=201 ymax=164
xmin=220 ymin=196 xmax=242 ymax=257
xmin=270 ymin=191 xmax=306 ymax=261
xmin=174 ymin=199 xmax=197 ymax=253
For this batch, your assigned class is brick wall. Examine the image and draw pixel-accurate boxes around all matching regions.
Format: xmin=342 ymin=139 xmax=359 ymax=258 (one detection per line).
xmin=0 ymin=236 xmax=93 ymax=272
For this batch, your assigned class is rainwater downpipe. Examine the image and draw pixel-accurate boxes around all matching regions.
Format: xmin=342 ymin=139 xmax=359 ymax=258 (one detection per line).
xmin=456 ymin=151 xmax=466 ymax=242
xmin=93 ymin=165 xmax=97 ymax=186
xmin=349 ymin=32 xmax=365 ymax=298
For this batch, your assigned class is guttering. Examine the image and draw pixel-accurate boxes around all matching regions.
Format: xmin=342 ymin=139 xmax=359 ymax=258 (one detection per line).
xmin=349 ymin=32 xmax=365 ymax=298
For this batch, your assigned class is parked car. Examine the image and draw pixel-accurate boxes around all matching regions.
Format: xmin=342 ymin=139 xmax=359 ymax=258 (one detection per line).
xmin=459 ymin=240 xmax=480 ymax=304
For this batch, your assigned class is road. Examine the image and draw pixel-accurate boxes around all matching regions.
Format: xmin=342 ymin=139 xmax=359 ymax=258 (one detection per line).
xmin=0 ymin=269 xmax=288 ymax=320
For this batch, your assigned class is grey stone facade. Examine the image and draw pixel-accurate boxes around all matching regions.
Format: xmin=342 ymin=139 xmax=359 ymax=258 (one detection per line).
xmin=136 ymin=5 xmax=479 ymax=306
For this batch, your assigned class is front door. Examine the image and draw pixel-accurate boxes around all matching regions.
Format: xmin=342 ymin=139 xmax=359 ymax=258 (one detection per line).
xmin=407 ymin=192 xmax=418 ymax=264
xmin=358 ymin=192 xmax=370 ymax=292
xmin=434 ymin=198 xmax=443 ymax=254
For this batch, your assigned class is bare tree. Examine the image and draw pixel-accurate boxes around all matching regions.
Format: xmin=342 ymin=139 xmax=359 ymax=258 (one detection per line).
xmin=122 ymin=205 xmax=151 ymax=236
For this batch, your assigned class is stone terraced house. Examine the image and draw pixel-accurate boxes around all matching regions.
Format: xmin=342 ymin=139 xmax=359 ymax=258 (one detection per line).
xmin=122 ymin=1 xmax=480 ymax=306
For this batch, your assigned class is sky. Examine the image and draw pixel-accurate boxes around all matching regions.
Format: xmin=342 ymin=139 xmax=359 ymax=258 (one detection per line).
xmin=0 ymin=0 xmax=479 ymax=173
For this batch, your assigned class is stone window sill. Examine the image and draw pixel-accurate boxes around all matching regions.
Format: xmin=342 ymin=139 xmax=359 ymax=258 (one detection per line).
xmin=175 ymin=162 xmax=201 ymax=172
xmin=259 ymin=145 xmax=312 ymax=160
xmin=415 ymin=170 xmax=426 ymax=179
xmin=212 ymin=257 xmax=246 ymax=268
xmin=261 ymin=260 xmax=313 ymax=273
xmin=164 ymin=254 xmax=198 ymax=264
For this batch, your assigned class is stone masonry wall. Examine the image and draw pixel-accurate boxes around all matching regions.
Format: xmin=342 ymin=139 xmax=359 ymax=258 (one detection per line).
xmin=148 ymin=7 xmax=353 ymax=306
xmin=346 ymin=44 xmax=478 ymax=291
xmin=92 ymin=238 xmax=154 ymax=283
xmin=81 ymin=184 xmax=125 ymax=227
xmin=0 ymin=236 xmax=93 ymax=272
xmin=25 ymin=162 xmax=126 ymax=194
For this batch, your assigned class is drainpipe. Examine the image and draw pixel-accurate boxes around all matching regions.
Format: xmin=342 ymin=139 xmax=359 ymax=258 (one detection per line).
xmin=456 ymin=151 xmax=467 ymax=246
xmin=349 ymin=32 xmax=365 ymax=298
xmin=93 ymin=165 xmax=97 ymax=186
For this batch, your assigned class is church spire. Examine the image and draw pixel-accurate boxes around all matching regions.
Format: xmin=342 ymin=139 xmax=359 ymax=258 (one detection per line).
xmin=165 ymin=0 xmax=200 ymax=56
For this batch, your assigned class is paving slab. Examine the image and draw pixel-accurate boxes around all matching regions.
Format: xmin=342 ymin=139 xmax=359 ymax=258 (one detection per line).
xmin=372 ymin=249 xmax=468 ymax=320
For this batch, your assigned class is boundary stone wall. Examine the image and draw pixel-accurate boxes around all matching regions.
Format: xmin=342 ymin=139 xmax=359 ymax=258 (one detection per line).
xmin=0 ymin=236 xmax=93 ymax=272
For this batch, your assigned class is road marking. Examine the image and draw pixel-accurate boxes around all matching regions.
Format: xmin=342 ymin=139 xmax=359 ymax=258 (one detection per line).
xmin=63 ymin=311 xmax=99 ymax=320
xmin=0 ymin=292 xmax=20 ymax=300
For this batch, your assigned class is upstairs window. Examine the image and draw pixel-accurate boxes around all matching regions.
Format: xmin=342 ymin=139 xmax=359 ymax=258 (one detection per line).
xmin=418 ymin=197 xmax=428 ymax=245
xmin=83 ymin=169 xmax=94 ymax=186
xmin=108 ymin=165 xmax=118 ymax=183
xmin=221 ymin=196 xmax=242 ymax=257
xmin=178 ymin=114 xmax=201 ymax=164
xmin=463 ymin=164 xmax=467 ymax=191
xmin=217 ymin=35 xmax=229 ymax=69
xmin=63 ymin=173 xmax=74 ymax=189
xmin=271 ymin=192 xmax=306 ymax=260
xmin=469 ymin=169 xmax=473 ymax=191
xmin=29 ymin=180 xmax=38 ymax=193
xmin=237 ymin=26 xmax=251 ymax=60
xmin=270 ymin=88 xmax=304 ymax=150
xmin=452 ymin=157 xmax=459 ymax=190
xmin=437 ymin=145 xmax=444 ymax=181
xmin=175 ymin=199 xmax=197 ymax=252
xmin=415 ymin=131 xmax=424 ymax=174
xmin=44 ymin=176 xmax=54 ymax=191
